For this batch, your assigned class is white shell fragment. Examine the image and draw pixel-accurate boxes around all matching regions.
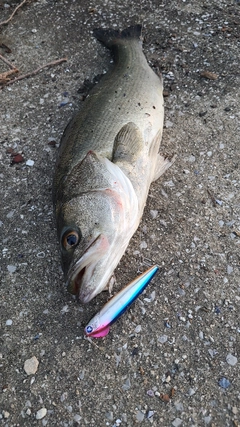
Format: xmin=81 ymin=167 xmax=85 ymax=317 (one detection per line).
xmin=26 ymin=159 xmax=35 ymax=167
xmin=24 ymin=356 xmax=39 ymax=375
xmin=36 ymin=408 xmax=47 ymax=420
xmin=226 ymin=354 xmax=237 ymax=366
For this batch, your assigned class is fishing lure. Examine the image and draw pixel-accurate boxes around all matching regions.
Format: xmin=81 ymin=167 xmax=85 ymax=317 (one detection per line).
xmin=84 ymin=265 xmax=159 ymax=338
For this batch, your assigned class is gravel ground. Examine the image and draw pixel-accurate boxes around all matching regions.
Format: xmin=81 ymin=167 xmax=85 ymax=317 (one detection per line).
xmin=0 ymin=0 xmax=239 ymax=426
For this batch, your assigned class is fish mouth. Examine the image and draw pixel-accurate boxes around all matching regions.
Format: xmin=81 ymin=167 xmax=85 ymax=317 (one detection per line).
xmin=67 ymin=234 xmax=109 ymax=303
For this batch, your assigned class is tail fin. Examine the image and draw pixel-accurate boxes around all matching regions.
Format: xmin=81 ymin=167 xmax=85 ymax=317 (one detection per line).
xmin=93 ymin=25 xmax=142 ymax=49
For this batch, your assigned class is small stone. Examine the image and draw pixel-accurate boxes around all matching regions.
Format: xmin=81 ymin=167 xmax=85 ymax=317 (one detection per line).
xmin=105 ymin=411 xmax=114 ymax=421
xmin=232 ymin=407 xmax=238 ymax=415
xmin=7 ymin=265 xmax=16 ymax=273
xmin=73 ymin=414 xmax=82 ymax=424
xmin=188 ymin=388 xmax=196 ymax=396
xmin=35 ymin=408 xmax=47 ymax=420
xmin=165 ymin=120 xmax=173 ymax=128
xmin=147 ymin=411 xmax=155 ymax=419
xmin=140 ymin=241 xmax=147 ymax=249
xmin=226 ymin=353 xmax=237 ymax=366
xmin=218 ymin=377 xmax=231 ymax=388
xmin=172 ymin=418 xmax=182 ymax=427
xmin=3 ymin=411 xmax=10 ymax=419
xmin=122 ymin=377 xmax=131 ymax=391
xmin=227 ymin=265 xmax=233 ymax=275
xmin=26 ymin=408 xmax=31 ymax=415
xmin=158 ymin=335 xmax=168 ymax=344
xmin=204 ymin=416 xmax=212 ymax=424
xmin=24 ymin=356 xmax=39 ymax=375
xmin=188 ymin=155 xmax=195 ymax=163
xmin=26 ymin=159 xmax=34 ymax=167
xmin=135 ymin=325 xmax=142 ymax=333
xmin=136 ymin=410 xmax=145 ymax=422
xmin=150 ymin=210 xmax=158 ymax=219
xmin=6 ymin=319 xmax=13 ymax=326
xmin=174 ymin=402 xmax=184 ymax=411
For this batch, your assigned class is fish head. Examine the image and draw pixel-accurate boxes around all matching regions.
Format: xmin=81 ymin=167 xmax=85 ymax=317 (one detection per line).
xmin=55 ymin=152 xmax=139 ymax=303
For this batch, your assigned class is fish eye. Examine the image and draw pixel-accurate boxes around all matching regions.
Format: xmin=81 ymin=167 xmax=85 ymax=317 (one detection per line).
xmin=86 ymin=325 xmax=93 ymax=334
xmin=62 ymin=229 xmax=80 ymax=251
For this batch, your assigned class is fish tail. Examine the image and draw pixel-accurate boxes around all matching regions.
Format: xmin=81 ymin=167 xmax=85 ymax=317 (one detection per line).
xmin=93 ymin=25 xmax=142 ymax=49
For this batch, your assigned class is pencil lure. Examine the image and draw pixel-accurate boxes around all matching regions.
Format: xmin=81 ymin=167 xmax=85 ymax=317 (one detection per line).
xmin=84 ymin=265 xmax=159 ymax=338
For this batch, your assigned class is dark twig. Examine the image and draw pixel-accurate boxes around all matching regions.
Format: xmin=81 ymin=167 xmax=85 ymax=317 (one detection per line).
xmin=0 ymin=0 xmax=29 ymax=26
xmin=1 ymin=58 xmax=67 ymax=87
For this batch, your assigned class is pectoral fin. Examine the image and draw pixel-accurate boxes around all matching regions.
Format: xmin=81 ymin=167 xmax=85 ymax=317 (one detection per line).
xmin=112 ymin=122 xmax=144 ymax=164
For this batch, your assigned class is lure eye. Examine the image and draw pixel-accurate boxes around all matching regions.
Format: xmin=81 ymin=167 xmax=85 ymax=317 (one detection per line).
xmin=62 ymin=230 xmax=80 ymax=251
xmin=86 ymin=325 xmax=93 ymax=334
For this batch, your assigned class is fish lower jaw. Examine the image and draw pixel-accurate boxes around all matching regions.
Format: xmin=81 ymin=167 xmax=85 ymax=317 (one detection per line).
xmin=67 ymin=261 xmax=96 ymax=302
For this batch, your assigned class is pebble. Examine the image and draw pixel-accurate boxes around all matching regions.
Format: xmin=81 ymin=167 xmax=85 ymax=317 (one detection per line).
xmin=172 ymin=418 xmax=182 ymax=427
xmin=24 ymin=356 xmax=39 ymax=375
xmin=227 ymin=265 xmax=233 ymax=275
xmin=105 ymin=411 xmax=114 ymax=421
xmin=7 ymin=265 xmax=17 ymax=273
xmin=3 ymin=411 xmax=10 ymax=419
xmin=73 ymin=414 xmax=81 ymax=423
xmin=175 ymin=402 xmax=184 ymax=411
xmin=26 ymin=159 xmax=34 ymax=167
xmin=204 ymin=416 xmax=212 ymax=424
xmin=147 ymin=411 xmax=155 ymax=419
xmin=122 ymin=377 xmax=131 ymax=391
xmin=218 ymin=377 xmax=231 ymax=388
xmin=226 ymin=353 xmax=237 ymax=366
xmin=135 ymin=325 xmax=142 ymax=333
xmin=165 ymin=120 xmax=173 ymax=128
xmin=6 ymin=319 xmax=13 ymax=326
xmin=35 ymin=408 xmax=47 ymax=420
xmin=158 ymin=335 xmax=168 ymax=344
xmin=188 ymin=388 xmax=196 ymax=396
xmin=136 ymin=410 xmax=145 ymax=422
xmin=188 ymin=155 xmax=195 ymax=163
xmin=150 ymin=210 xmax=158 ymax=219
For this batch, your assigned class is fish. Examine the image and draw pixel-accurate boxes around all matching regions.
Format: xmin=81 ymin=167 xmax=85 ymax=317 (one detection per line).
xmin=52 ymin=25 xmax=174 ymax=303
xmin=85 ymin=265 xmax=159 ymax=338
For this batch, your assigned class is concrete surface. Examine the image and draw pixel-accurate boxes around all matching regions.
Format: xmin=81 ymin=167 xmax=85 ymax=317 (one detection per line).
xmin=0 ymin=0 xmax=239 ymax=426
